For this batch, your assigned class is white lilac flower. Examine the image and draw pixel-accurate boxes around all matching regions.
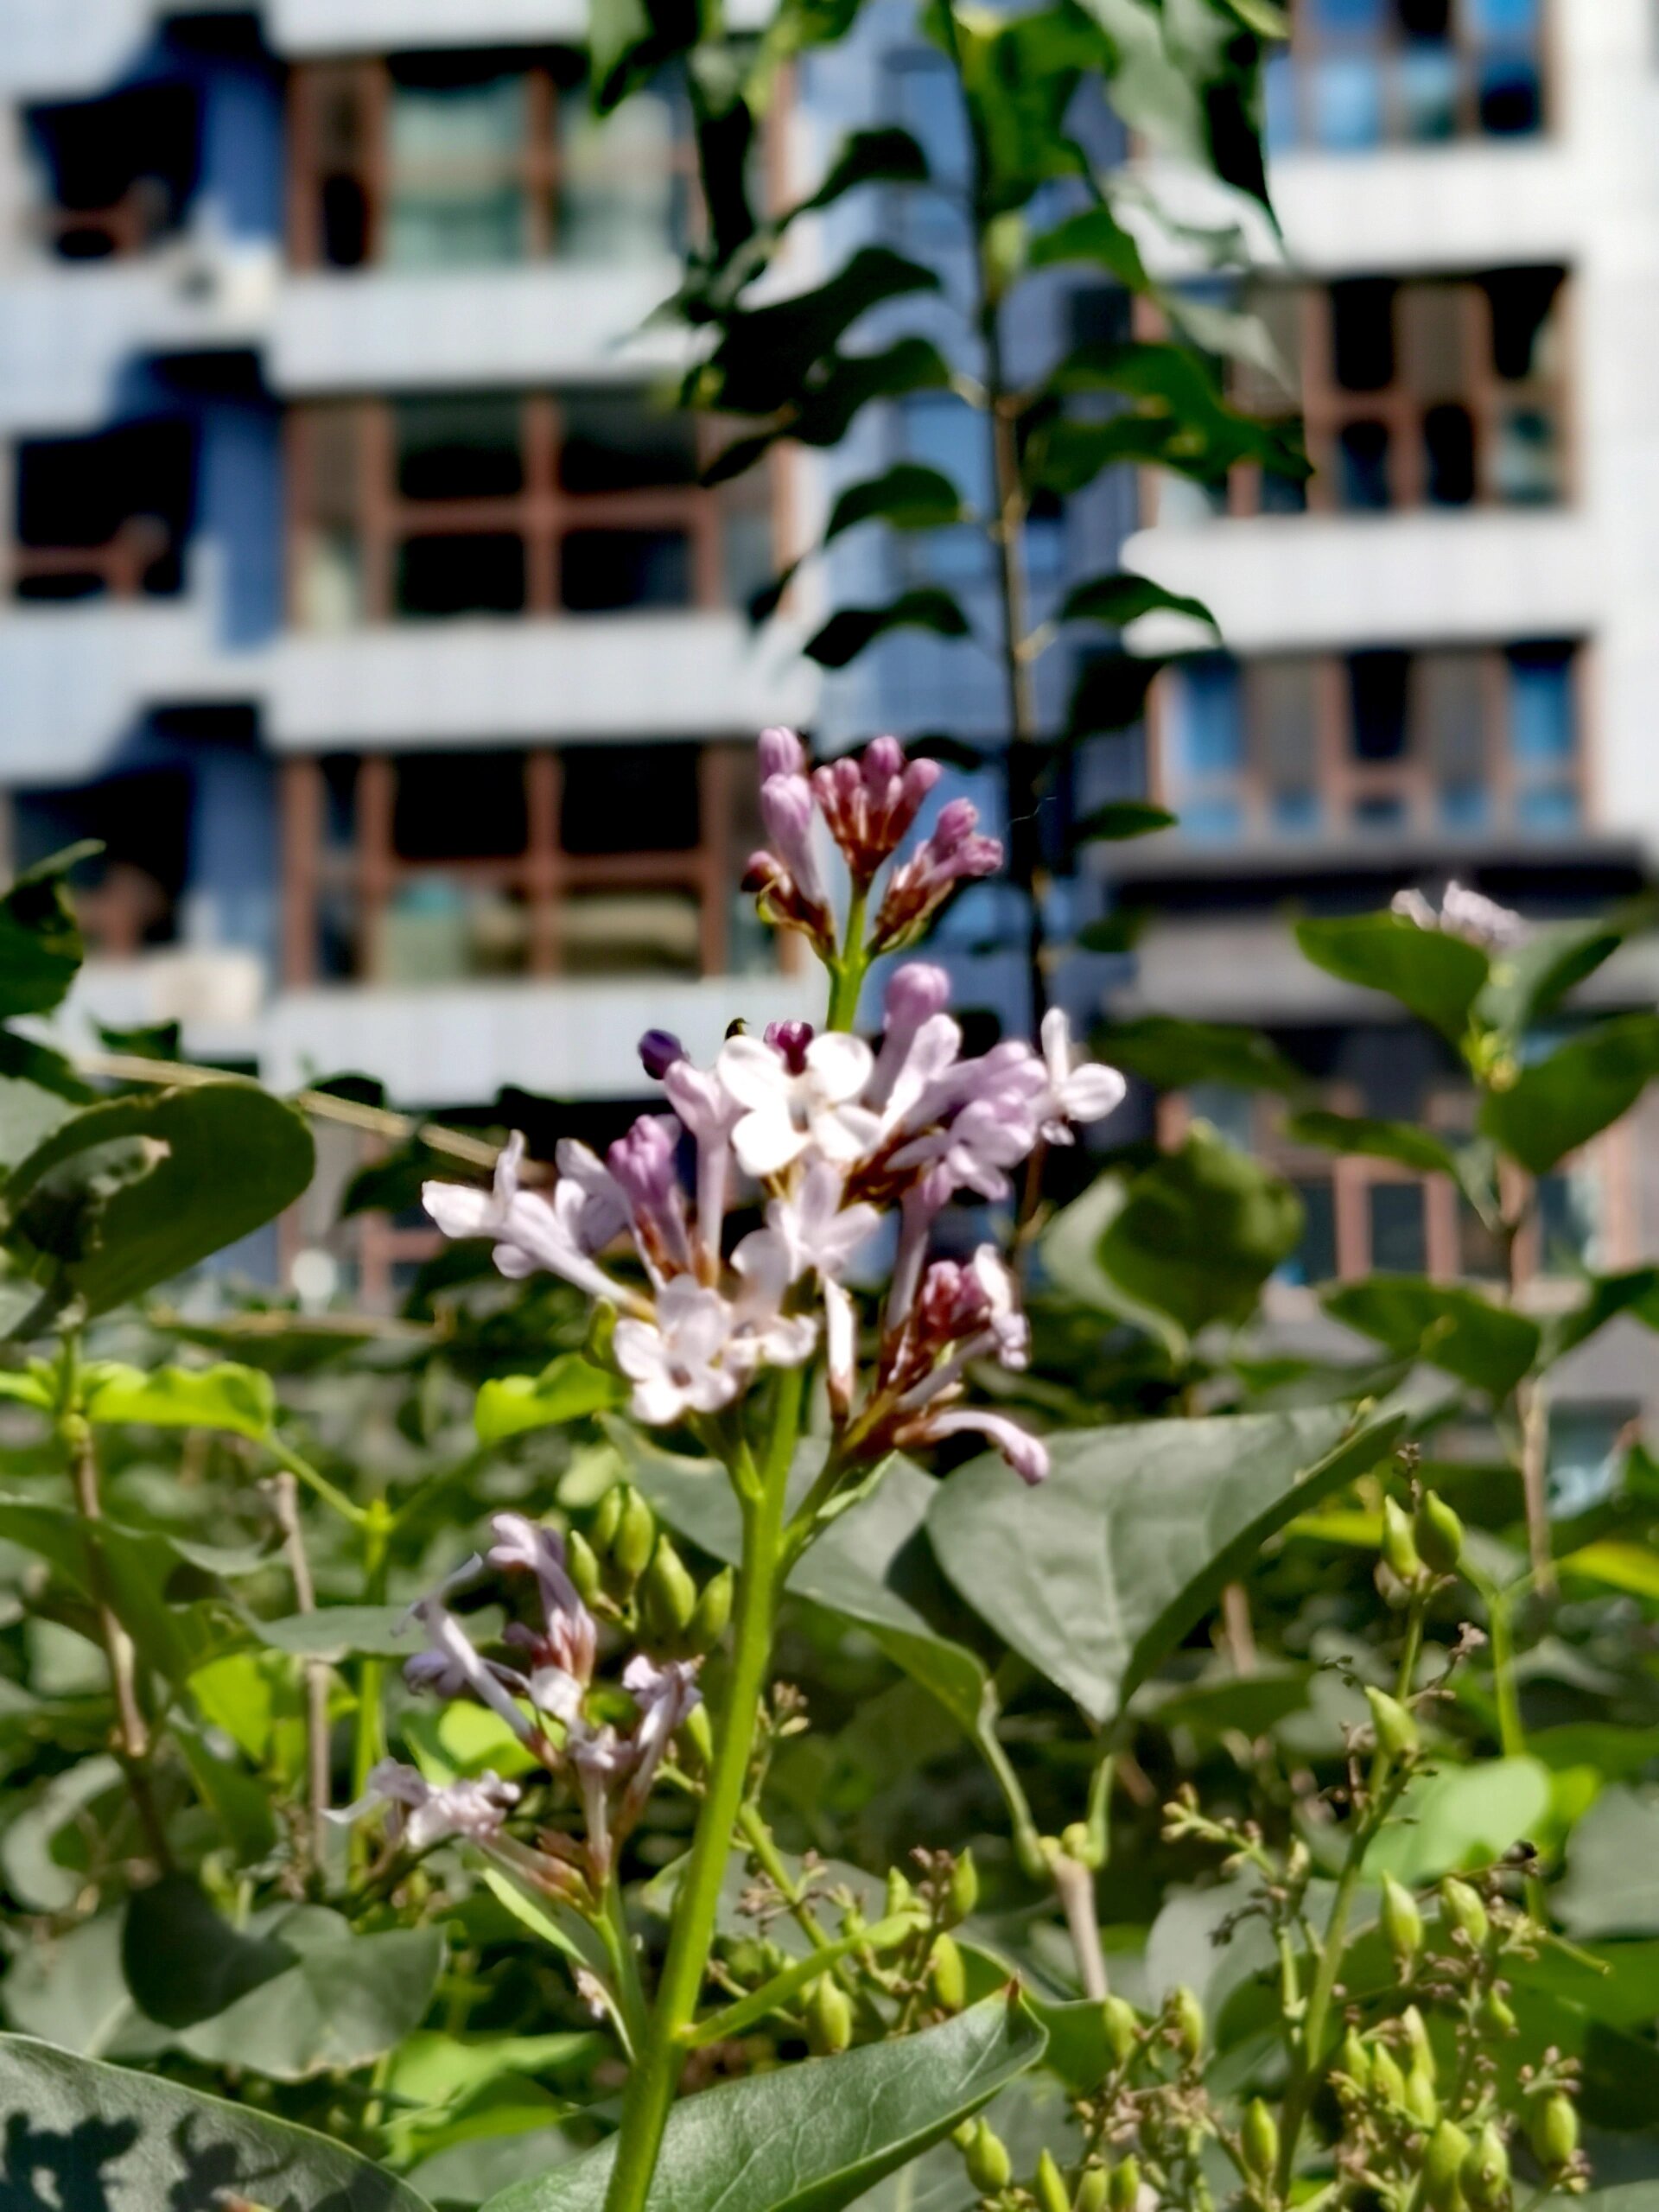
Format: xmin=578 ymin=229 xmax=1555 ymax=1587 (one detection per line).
xmin=899 ymin=1407 xmax=1050 ymax=1485
xmin=662 ymin=1057 xmax=743 ymax=1275
xmin=488 ymin=1513 xmax=597 ymax=1688
xmin=620 ymin=1653 xmax=702 ymax=1824
xmin=765 ymin=1160 xmax=880 ymax=1285
xmin=1037 ymin=1009 xmax=1128 ymax=1146
xmin=613 ymin=1277 xmax=747 ymax=1426
xmin=335 ymin=1758 xmax=521 ymax=1854
xmin=718 ymin=1028 xmax=880 ymax=1179
xmin=423 ymin=1135 xmax=647 ymax=1316
xmin=1392 ymin=880 xmax=1527 ymax=950
xmin=866 ymin=963 xmax=954 ymax=1110
xmin=729 ymin=1228 xmax=821 ymax=1370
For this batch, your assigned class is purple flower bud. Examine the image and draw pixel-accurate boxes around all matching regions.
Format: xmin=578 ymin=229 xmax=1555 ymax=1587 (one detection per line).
xmin=885 ymin=961 xmax=952 ymax=1033
xmin=760 ymin=772 xmax=828 ymax=906
xmin=863 ymin=734 xmax=905 ymax=785
xmin=764 ymin=1019 xmax=816 ymax=1075
xmin=759 ymin=725 xmax=808 ymax=780
xmin=639 ymin=1029 xmax=685 ymax=1081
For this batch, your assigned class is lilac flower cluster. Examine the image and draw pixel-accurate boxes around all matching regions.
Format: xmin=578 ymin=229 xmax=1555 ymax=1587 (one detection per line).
xmin=1392 ymin=880 xmax=1527 ymax=951
xmin=423 ymin=731 xmax=1126 ymax=1487
xmin=340 ymin=1512 xmax=697 ymax=1909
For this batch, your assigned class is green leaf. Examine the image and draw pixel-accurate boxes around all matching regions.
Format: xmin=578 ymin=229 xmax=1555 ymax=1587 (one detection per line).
xmin=805 ymin=589 xmax=970 ymax=670
xmin=480 ymin=1990 xmax=1046 ymax=2212
xmin=0 ymin=843 xmax=95 ymax=1020
xmin=1283 ymin=1110 xmax=1461 ymax=1179
xmin=1295 ymin=914 xmax=1490 ymax=1042
xmin=1071 ymin=803 xmax=1178 ymax=843
xmin=1363 ymin=1758 xmax=1553 ymax=1885
xmin=476 ymin=1354 xmax=629 ymax=1447
xmin=1323 ymin=1278 xmax=1538 ymax=1397
xmin=1026 ymin=204 xmax=1149 ymax=286
xmin=0 ymin=1497 xmax=207 ymax=1684
xmin=1555 ymin=1789 xmax=1659 ymax=1937
xmin=1 ymin=1081 xmax=315 ymax=1325
xmin=1479 ymin=1014 xmax=1659 ymax=1175
xmin=1541 ymin=1268 xmax=1659 ymax=1365
xmin=1066 ymin=652 xmax=1160 ymax=738
xmin=250 ymin=1604 xmax=427 ymax=1661
xmin=0 ymin=2030 xmax=435 ymax=2209
xmin=1096 ymin=1128 xmax=1303 ymax=1337
xmin=85 ymin=1359 xmax=276 ymax=1440
xmin=702 ymin=249 xmax=940 ymax=418
xmin=1099 ymin=1016 xmax=1305 ymax=1094
xmin=0 ymin=1033 xmax=94 ymax=1170
xmin=1058 ymin=574 xmax=1213 ymax=632
xmin=1475 ymin=899 xmax=1657 ymax=1037
xmin=795 ymin=126 xmax=930 ymax=213
xmin=827 ymin=462 xmax=966 ymax=539
xmin=925 ymin=1407 xmax=1404 ymax=1724
xmin=123 ymin=1879 xmax=445 ymax=2081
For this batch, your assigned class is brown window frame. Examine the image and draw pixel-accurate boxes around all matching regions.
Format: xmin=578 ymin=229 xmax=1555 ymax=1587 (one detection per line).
xmin=286 ymin=393 xmax=745 ymax=625
xmin=279 ymin=742 xmax=776 ymax=988
xmin=1149 ymin=640 xmax=1586 ymax=842
xmin=287 ymin=54 xmax=698 ymax=272
xmin=1272 ymin=0 xmax=1551 ymax=152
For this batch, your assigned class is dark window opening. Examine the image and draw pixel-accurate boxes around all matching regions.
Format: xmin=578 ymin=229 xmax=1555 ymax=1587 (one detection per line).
xmin=15 ymin=773 xmax=190 ymax=950
xmin=1331 ymin=280 xmax=1397 ymax=392
xmin=29 ymin=80 xmax=199 ymax=257
xmin=559 ymin=393 xmax=698 ymax=493
xmin=561 ymin=743 xmax=701 ymax=855
xmin=1424 ymin=402 xmax=1476 ymax=505
xmin=393 ymin=751 xmax=530 ymax=860
xmin=14 ymin=420 xmax=194 ymax=600
xmin=1337 ymin=420 xmax=1392 ymax=509
xmin=396 ymin=397 xmax=525 ymax=501
xmin=397 ymin=532 xmax=526 ymax=616
xmin=560 ymin=528 xmax=690 ymax=611
xmin=1370 ymin=1183 xmax=1428 ymax=1272
xmin=1348 ymin=651 xmax=1411 ymax=760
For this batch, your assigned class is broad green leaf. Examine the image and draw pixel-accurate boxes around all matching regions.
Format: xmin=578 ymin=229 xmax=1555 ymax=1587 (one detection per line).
xmin=1066 ymin=650 xmax=1160 ymax=738
xmin=1295 ymin=914 xmax=1489 ymax=1042
xmin=1479 ymin=1014 xmax=1659 ymax=1174
xmin=0 ymin=2031 xmax=434 ymax=2209
xmin=1554 ymin=1787 xmax=1659 ymax=1937
xmin=701 ymin=248 xmax=940 ymax=418
xmin=0 ymin=1755 xmax=125 ymax=1910
xmin=251 ymin=1604 xmax=435 ymax=1660
xmin=1098 ymin=1017 xmax=1305 ymax=1095
xmin=1 ymin=1081 xmax=315 ymax=1324
xmin=123 ymin=1879 xmax=444 ymax=2080
xmin=1071 ymin=803 xmax=1177 ymax=843
xmin=1096 ymin=1128 xmax=1303 ymax=1337
xmin=173 ymin=1715 xmax=278 ymax=1861
xmin=1363 ymin=1757 xmax=1552 ymax=1885
xmin=794 ymin=126 xmax=929 ymax=213
xmin=1027 ymin=203 xmax=1148 ymax=285
xmin=1060 ymin=573 xmax=1214 ymax=633
xmin=1284 ymin=1110 xmax=1460 ymax=1179
xmin=1476 ymin=899 xmax=1657 ymax=1037
xmin=481 ymin=1990 xmax=1046 ymax=2212
xmin=805 ymin=588 xmax=970 ymax=670
xmin=0 ymin=844 xmax=93 ymax=1020
xmin=1542 ymin=1268 xmax=1659 ymax=1365
xmin=476 ymin=1353 xmax=628 ymax=1446
xmin=85 ymin=1359 xmax=276 ymax=1440
xmin=0 ymin=1497 xmax=207 ymax=1684
xmin=925 ymin=1407 xmax=1404 ymax=1724
xmin=0 ymin=1033 xmax=94 ymax=1168
xmin=1558 ymin=1539 xmax=1659 ymax=1602
xmin=1323 ymin=1277 xmax=1538 ymax=1397
xmin=827 ymin=463 xmax=965 ymax=540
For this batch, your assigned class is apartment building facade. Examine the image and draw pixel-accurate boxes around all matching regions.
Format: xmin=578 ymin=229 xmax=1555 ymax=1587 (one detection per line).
xmin=1121 ymin=0 xmax=1659 ymax=1446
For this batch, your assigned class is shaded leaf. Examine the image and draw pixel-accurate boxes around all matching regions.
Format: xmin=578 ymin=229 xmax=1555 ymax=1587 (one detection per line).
xmin=1071 ymin=803 xmax=1177 ymax=843
xmin=1476 ymin=899 xmax=1658 ymax=1037
xmin=1066 ymin=652 xmax=1159 ymax=738
xmin=1479 ymin=1014 xmax=1659 ymax=1175
xmin=250 ymin=1605 xmax=427 ymax=1661
xmin=926 ymin=1407 xmax=1403 ymax=1724
xmin=0 ymin=842 xmax=94 ymax=1021
xmin=1059 ymin=575 xmax=1213 ymax=632
xmin=806 ymin=589 xmax=970 ymax=670
xmin=1096 ymin=1127 xmax=1303 ymax=1337
xmin=1363 ymin=1758 xmax=1552 ymax=1885
xmin=1283 ymin=1110 xmax=1460 ymax=1179
xmin=0 ymin=1033 xmax=94 ymax=1170
xmin=1295 ymin=914 xmax=1489 ymax=1042
xmin=1555 ymin=1789 xmax=1659 ymax=1938
xmin=0 ymin=2031 xmax=434 ymax=2209
xmin=1323 ymin=1277 xmax=1538 ymax=1398
xmin=481 ymin=1991 xmax=1046 ymax=2212
xmin=476 ymin=1354 xmax=629 ymax=1447
xmin=1027 ymin=203 xmax=1148 ymax=285
xmin=702 ymin=249 xmax=940 ymax=418
xmin=796 ymin=126 xmax=929 ymax=213
xmin=1541 ymin=1268 xmax=1659 ymax=1366
xmin=1099 ymin=1016 xmax=1304 ymax=1094
xmin=827 ymin=463 xmax=966 ymax=539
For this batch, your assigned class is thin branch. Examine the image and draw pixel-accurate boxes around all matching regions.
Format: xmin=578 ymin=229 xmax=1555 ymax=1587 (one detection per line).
xmin=270 ymin=1469 xmax=332 ymax=1878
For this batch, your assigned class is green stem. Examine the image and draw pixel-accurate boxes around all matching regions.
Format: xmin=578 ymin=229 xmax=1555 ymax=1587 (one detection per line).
xmin=600 ymin=1872 xmax=652 ymax=2059
xmin=736 ymin=1801 xmax=836 ymax=1952
xmin=268 ymin=1436 xmax=367 ymax=1530
xmin=828 ymin=883 xmax=870 ymax=1030
xmin=351 ymin=1499 xmax=393 ymax=1872
xmin=600 ymin=1364 xmax=806 ymax=2212
xmin=1274 ymin=1602 xmax=1425 ymax=2195
xmin=1485 ymin=1580 xmax=1526 ymax=1761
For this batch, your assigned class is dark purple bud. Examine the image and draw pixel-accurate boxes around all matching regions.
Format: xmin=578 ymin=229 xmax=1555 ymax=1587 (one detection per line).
xmin=639 ymin=1029 xmax=685 ymax=1081
xmin=764 ymin=1019 xmax=816 ymax=1074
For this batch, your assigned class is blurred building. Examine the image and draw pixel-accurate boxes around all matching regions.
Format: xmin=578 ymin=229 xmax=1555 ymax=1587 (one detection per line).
xmin=1123 ymin=0 xmax=1659 ymax=1448
xmin=0 ymin=0 xmax=820 ymax=1192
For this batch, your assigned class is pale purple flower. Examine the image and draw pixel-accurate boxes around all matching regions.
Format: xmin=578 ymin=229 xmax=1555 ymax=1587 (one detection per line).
xmin=760 ymin=772 xmax=830 ymax=913
xmin=892 ymin=1091 xmax=1040 ymax=1205
xmin=620 ymin=1654 xmax=702 ymax=1826
xmin=613 ymin=1278 xmax=746 ymax=1425
xmin=488 ymin=1513 xmax=597 ymax=1688
xmin=824 ymin=1276 xmax=857 ymax=1416
xmin=867 ymin=963 xmax=954 ymax=1110
xmin=812 ymin=736 xmax=942 ymax=884
xmin=334 ymin=1759 xmax=521 ymax=1854
xmin=1038 ymin=1009 xmax=1128 ymax=1145
xmin=1392 ymin=880 xmax=1527 ymax=950
xmin=766 ymin=1160 xmax=880 ymax=1284
xmin=900 ymin=1407 xmax=1050 ymax=1485
xmin=425 ymin=1135 xmax=647 ymax=1315
xmin=870 ymin=798 xmax=1003 ymax=955
xmin=607 ymin=1113 xmax=694 ymax=1281
xmin=729 ymin=1228 xmax=821 ymax=1370
xmin=554 ymin=1137 xmax=632 ymax=1254
xmin=718 ymin=1029 xmax=880 ymax=1179
xmin=759 ymin=725 xmax=808 ymax=779
xmin=886 ymin=1163 xmax=955 ymax=1332
xmin=569 ymin=1719 xmax=630 ymax=1880
xmin=663 ymin=1057 xmax=743 ymax=1274
xmin=402 ymin=1594 xmax=544 ymax=1751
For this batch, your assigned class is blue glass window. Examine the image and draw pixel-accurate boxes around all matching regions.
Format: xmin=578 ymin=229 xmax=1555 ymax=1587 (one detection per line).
xmin=1264 ymin=53 xmax=1298 ymax=151
xmin=1398 ymin=43 xmax=1459 ymax=140
xmin=1370 ymin=1184 xmax=1427 ymax=1274
xmin=1174 ymin=657 xmax=1244 ymax=779
xmin=1272 ymin=790 xmax=1322 ymax=835
xmin=1517 ymin=785 xmax=1580 ymax=832
xmin=1182 ymin=798 xmax=1246 ymax=841
xmin=1507 ymin=644 xmax=1574 ymax=762
xmin=1440 ymin=783 xmax=1491 ymax=832
xmin=1312 ymin=58 xmax=1385 ymax=149
xmin=900 ymin=395 xmax=994 ymax=587
xmin=1462 ymin=0 xmax=1539 ymax=35
xmin=1309 ymin=0 xmax=1386 ymax=28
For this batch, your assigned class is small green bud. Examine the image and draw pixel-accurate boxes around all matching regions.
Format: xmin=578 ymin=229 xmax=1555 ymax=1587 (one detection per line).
xmin=1382 ymin=1874 xmax=1425 ymax=1974
xmin=1074 ymin=2169 xmax=1109 ymax=2212
xmin=1035 ymin=2150 xmax=1071 ymax=2212
xmin=1530 ymin=2092 xmax=1580 ymax=2174
xmin=641 ymin=1535 xmax=698 ymax=1641
xmin=1241 ymin=2100 xmax=1279 ymax=2180
xmin=688 ymin=1565 xmax=734 ymax=1651
xmin=930 ymin=1933 xmax=967 ymax=2012
xmin=950 ymin=2120 xmax=978 ymax=2154
xmin=1108 ymin=2157 xmax=1141 ymax=2212
xmin=1102 ymin=1995 xmax=1140 ymax=2065
xmin=1415 ymin=1490 xmax=1465 ymax=1576
xmin=804 ymin=1975 xmax=853 ymax=2056
xmin=1367 ymin=1686 xmax=1421 ymax=1763
xmin=564 ymin=1528 xmax=601 ymax=1605
xmin=1060 ymin=1821 xmax=1096 ymax=1867
xmin=611 ymin=1486 xmax=656 ymax=1586
xmin=1171 ymin=1986 xmax=1205 ymax=2063
xmin=1383 ymin=1497 xmax=1424 ymax=1586
xmin=1461 ymin=2124 xmax=1510 ymax=2211
xmin=1401 ymin=2005 xmax=1435 ymax=2079
xmin=886 ymin=1867 xmax=919 ymax=1920
xmin=584 ymin=1299 xmax=618 ymax=1370
xmin=944 ymin=1847 xmax=980 ymax=1928
xmin=1405 ymin=2059 xmax=1440 ymax=2127
xmin=1370 ymin=2044 xmax=1407 ymax=2107
xmin=1440 ymin=1875 xmax=1490 ymax=1950
xmin=1478 ymin=1986 xmax=1517 ymax=2037
xmin=964 ymin=2119 xmax=1012 ymax=2194
xmin=1337 ymin=2027 xmax=1371 ymax=2090
xmin=591 ymin=1485 xmax=625 ymax=1552
xmin=1422 ymin=2120 xmax=1471 ymax=2212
